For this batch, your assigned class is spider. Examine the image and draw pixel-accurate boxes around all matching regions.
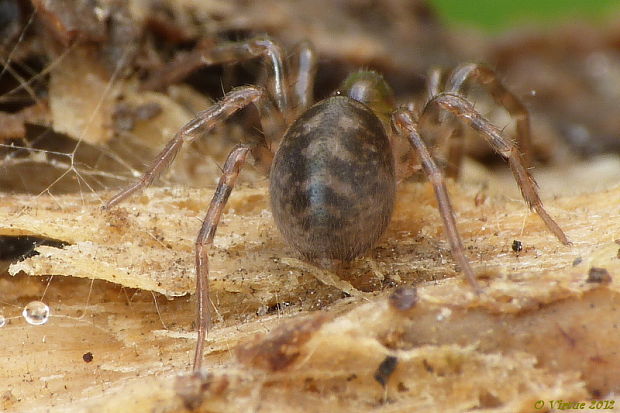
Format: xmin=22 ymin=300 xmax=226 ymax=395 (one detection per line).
xmin=103 ymin=36 xmax=570 ymax=372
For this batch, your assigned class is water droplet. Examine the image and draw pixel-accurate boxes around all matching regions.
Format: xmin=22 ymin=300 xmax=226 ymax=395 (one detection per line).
xmin=22 ymin=301 xmax=50 ymax=325
xmin=0 ymin=315 xmax=6 ymax=327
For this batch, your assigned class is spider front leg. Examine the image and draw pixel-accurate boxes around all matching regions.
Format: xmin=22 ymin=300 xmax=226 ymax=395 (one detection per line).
xmin=103 ymin=86 xmax=264 ymax=209
xmin=423 ymin=67 xmax=465 ymax=179
xmin=144 ymin=36 xmax=289 ymax=115
xmin=445 ymin=63 xmax=534 ymax=167
xmin=194 ymin=144 xmax=252 ymax=372
xmin=393 ymin=109 xmax=481 ymax=294
xmin=422 ymin=93 xmax=570 ymax=245
xmin=291 ymin=40 xmax=317 ymax=118
xmin=198 ymin=36 xmax=289 ymax=115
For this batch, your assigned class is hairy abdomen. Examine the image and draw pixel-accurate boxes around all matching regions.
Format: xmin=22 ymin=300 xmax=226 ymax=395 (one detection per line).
xmin=270 ymin=96 xmax=396 ymax=265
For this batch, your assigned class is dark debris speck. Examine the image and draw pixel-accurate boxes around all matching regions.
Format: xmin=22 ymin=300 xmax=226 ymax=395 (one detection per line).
xmin=388 ymin=286 xmax=418 ymax=311
xmin=587 ymin=267 xmax=612 ymax=284
xmin=374 ymin=356 xmax=398 ymax=387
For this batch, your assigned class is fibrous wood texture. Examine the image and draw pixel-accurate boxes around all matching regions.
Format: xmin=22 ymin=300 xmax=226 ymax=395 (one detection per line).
xmin=2 ymin=0 xmax=620 ymax=411
xmin=2 ymin=158 xmax=620 ymax=411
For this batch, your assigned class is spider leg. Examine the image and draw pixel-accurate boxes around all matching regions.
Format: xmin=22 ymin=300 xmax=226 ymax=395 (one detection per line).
xmin=194 ymin=144 xmax=252 ymax=372
xmin=445 ymin=63 xmax=533 ymax=167
xmin=199 ymin=37 xmax=289 ymax=114
xmin=291 ymin=40 xmax=317 ymax=116
xmin=192 ymin=36 xmax=292 ymax=144
xmin=443 ymin=125 xmax=466 ymax=179
xmin=144 ymin=36 xmax=289 ymax=115
xmin=143 ymin=35 xmax=293 ymax=149
xmin=423 ymin=68 xmax=465 ymax=179
xmin=251 ymin=90 xmax=284 ymax=158
xmin=393 ymin=109 xmax=481 ymax=294
xmin=426 ymin=67 xmax=442 ymax=102
xmin=423 ymin=93 xmax=570 ymax=245
xmin=103 ymin=86 xmax=264 ymax=209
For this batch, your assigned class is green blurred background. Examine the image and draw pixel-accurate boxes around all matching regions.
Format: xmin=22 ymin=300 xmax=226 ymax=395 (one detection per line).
xmin=429 ymin=0 xmax=620 ymax=32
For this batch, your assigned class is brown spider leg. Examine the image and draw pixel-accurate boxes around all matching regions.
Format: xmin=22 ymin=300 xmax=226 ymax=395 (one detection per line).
xmin=423 ymin=68 xmax=464 ymax=179
xmin=291 ymin=40 xmax=317 ymax=116
xmin=393 ymin=109 xmax=481 ymax=294
xmin=196 ymin=36 xmax=291 ymax=145
xmin=200 ymin=37 xmax=289 ymax=114
xmin=103 ymin=86 xmax=264 ymax=209
xmin=426 ymin=67 xmax=442 ymax=102
xmin=253 ymin=89 xmax=286 ymax=156
xmin=423 ymin=93 xmax=570 ymax=245
xmin=145 ymin=37 xmax=289 ymax=113
xmin=445 ymin=63 xmax=533 ymax=167
xmin=443 ymin=125 xmax=465 ymax=179
xmin=194 ymin=144 xmax=252 ymax=372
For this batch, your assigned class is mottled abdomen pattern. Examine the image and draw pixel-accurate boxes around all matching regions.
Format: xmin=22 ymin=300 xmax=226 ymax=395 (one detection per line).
xmin=270 ymin=96 xmax=396 ymax=266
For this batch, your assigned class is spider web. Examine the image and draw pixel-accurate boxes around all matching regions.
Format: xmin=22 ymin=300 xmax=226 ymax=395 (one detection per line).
xmin=0 ymin=18 xmax=200 ymax=399
xmin=0 ymin=6 xmax=188 ymax=344
xmin=0 ymin=3 xmax=268 ymax=350
xmin=0 ymin=10 xmax=242 ymax=199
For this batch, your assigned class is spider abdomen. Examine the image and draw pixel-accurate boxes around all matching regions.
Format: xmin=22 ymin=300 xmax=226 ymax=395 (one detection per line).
xmin=270 ymin=96 xmax=396 ymax=266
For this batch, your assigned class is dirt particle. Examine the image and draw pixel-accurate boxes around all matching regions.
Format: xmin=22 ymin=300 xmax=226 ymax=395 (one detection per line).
xmin=587 ymin=267 xmax=612 ymax=283
xmin=374 ymin=355 xmax=398 ymax=387
xmin=388 ymin=286 xmax=418 ymax=311
xmin=236 ymin=313 xmax=331 ymax=371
